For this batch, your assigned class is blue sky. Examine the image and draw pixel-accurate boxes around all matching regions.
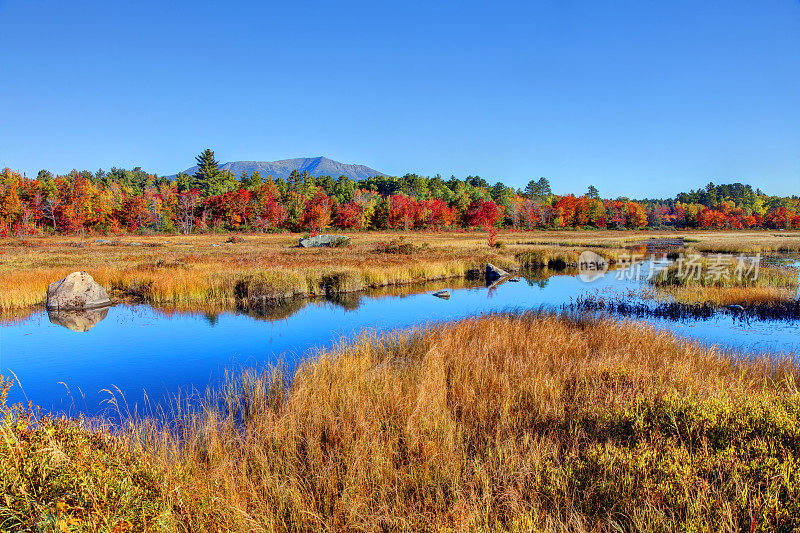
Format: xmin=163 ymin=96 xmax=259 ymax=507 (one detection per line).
xmin=1 ymin=0 xmax=798 ymax=197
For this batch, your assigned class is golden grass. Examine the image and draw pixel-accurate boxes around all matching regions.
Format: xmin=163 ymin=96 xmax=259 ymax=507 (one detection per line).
xmin=651 ymin=258 xmax=799 ymax=305
xmin=656 ymin=285 xmax=798 ymax=306
xmin=0 ymin=232 xmax=522 ymax=315
xmin=2 ymin=230 xmax=795 ymax=317
xmin=5 ymin=312 xmax=800 ymax=531
xmin=513 ymin=228 xmax=800 ymax=254
xmin=516 ymin=246 xmax=623 ymax=268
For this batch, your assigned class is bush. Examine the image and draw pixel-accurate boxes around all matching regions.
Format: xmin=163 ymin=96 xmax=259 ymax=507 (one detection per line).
xmin=329 ymin=236 xmax=350 ymax=248
xmin=0 ymin=377 xmax=171 ymax=531
xmin=375 ymin=236 xmax=417 ymax=254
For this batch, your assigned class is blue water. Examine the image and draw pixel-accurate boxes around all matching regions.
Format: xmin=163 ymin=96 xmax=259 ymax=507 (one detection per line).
xmin=2 ymin=265 xmax=798 ymax=417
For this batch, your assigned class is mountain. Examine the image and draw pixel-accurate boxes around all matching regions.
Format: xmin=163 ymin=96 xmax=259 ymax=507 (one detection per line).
xmin=175 ymin=156 xmax=387 ymax=181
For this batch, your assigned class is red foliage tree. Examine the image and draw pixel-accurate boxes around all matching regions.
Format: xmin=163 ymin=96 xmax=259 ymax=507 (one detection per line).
xmin=464 ymin=199 xmax=504 ymax=229
xmin=387 ymin=195 xmax=416 ymax=230
xmin=300 ymin=189 xmax=332 ymax=233
xmin=334 ymin=201 xmax=361 ymax=229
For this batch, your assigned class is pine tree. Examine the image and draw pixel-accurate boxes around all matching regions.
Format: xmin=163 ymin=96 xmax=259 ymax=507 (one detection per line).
xmin=193 ymin=149 xmax=222 ymax=195
xmin=175 ymin=172 xmax=197 ymax=192
xmin=525 ymin=177 xmax=552 ymax=200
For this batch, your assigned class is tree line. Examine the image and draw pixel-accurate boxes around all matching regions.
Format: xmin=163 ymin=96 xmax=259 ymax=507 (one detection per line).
xmin=1 ymin=149 xmax=798 ymax=236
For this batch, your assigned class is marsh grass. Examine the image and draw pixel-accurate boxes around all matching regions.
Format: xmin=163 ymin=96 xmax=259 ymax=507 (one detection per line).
xmin=651 ymin=258 xmax=799 ymax=306
xmin=657 ymin=285 xmax=799 ymax=306
xmin=0 ymin=233 xmax=512 ymax=315
xmin=4 ymin=312 xmax=800 ymax=531
xmin=2 ymin=231 xmax=795 ymax=317
xmin=516 ymin=247 xmax=622 ymax=269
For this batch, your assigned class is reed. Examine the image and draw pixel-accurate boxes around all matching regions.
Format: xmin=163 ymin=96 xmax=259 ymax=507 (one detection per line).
xmin=652 ymin=260 xmax=798 ymax=289
xmin=3 ymin=312 xmax=800 ymax=531
xmin=2 ymin=231 xmax=794 ymax=316
xmin=0 ymin=233 xmax=514 ymax=315
xmin=516 ymin=247 xmax=622 ymax=269
xmin=650 ymin=258 xmax=799 ymax=307
xmin=657 ymin=285 xmax=799 ymax=306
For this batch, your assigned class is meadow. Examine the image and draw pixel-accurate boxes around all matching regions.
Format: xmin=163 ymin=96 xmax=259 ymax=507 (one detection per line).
xmin=650 ymin=256 xmax=799 ymax=306
xmin=3 ymin=229 xmax=799 ymax=531
xmin=2 ymin=229 xmax=797 ymax=318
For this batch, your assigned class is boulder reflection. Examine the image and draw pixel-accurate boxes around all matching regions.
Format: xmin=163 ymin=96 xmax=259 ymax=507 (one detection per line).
xmin=48 ymin=306 xmax=110 ymax=332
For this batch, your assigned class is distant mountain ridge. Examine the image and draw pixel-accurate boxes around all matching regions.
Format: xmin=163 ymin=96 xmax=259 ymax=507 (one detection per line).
xmin=176 ymin=156 xmax=387 ymax=181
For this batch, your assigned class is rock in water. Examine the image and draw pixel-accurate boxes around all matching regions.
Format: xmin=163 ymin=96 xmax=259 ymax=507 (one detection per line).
xmin=46 ymin=271 xmax=111 ymax=310
xmin=48 ymin=306 xmax=110 ymax=332
xmin=726 ymin=304 xmax=745 ymax=317
xmin=485 ymin=263 xmax=509 ymax=281
xmin=298 ymin=235 xmax=351 ymax=248
xmin=432 ymin=290 xmax=450 ymax=299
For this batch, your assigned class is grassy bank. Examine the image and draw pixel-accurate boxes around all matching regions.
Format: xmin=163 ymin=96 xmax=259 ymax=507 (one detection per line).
xmin=655 ymin=285 xmax=799 ymax=306
xmin=0 ymin=232 xmax=524 ymax=316
xmin=6 ymin=229 xmax=793 ymax=318
xmin=516 ymin=247 xmax=621 ymax=269
xmin=512 ymin=229 xmax=800 ymax=254
xmin=651 ymin=259 xmax=799 ymax=306
xmin=3 ymin=312 xmax=800 ymax=531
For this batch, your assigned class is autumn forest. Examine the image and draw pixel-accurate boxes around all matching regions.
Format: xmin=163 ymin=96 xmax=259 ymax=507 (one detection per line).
xmin=1 ymin=149 xmax=798 ymax=237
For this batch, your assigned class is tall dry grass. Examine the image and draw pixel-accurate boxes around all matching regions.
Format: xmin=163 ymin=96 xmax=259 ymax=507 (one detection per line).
xmin=656 ymin=285 xmax=799 ymax=306
xmin=6 ymin=312 xmax=798 ymax=531
xmin=2 ymin=230 xmax=795 ymax=317
xmin=0 ymin=233 xmax=517 ymax=315
xmin=651 ymin=258 xmax=799 ymax=305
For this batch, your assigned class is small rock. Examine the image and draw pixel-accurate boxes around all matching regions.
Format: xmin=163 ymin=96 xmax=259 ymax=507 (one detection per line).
xmin=94 ymin=239 xmax=112 ymax=245
xmin=129 ymin=242 xmax=142 ymax=246
xmin=299 ymin=234 xmax=351 ymax=248
xmin=46 ymin=271 xmax=111 ymax=310
xmin=432 ymin=290 xmax=450 ymax=299
xmin=486 ymin=263 xmax=509 ymax=281
xmin=509 ymin=278 xmax=520 ymax=282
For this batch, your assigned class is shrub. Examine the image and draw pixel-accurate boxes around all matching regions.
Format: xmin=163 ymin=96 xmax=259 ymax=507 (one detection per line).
xmin=375 ymin=236 xmax=417 ymax=254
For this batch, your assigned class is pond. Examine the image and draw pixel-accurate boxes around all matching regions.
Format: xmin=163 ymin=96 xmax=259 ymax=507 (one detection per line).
xmin=2 ymin=260 xmax=799 ymax=417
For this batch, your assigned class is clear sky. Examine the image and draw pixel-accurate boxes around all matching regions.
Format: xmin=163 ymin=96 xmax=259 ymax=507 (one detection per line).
xmin=1 ymin=0 xmax=798 ymax=197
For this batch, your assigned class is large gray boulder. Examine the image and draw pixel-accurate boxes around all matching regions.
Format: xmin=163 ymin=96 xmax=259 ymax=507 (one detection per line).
xmin=485 ymin=263 xmax=509 ymax=281
xmin=298 ymin=234 xmax=350 ymax=248
xmin=46 ymin=271 xmax=111 ymax=310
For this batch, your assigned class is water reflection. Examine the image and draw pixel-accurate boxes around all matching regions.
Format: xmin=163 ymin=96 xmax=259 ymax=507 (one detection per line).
xmin=47 ymin=305 xmax=110 ymax=332
xmin=2 ymin=263 xmax=798 ymax=417
xmin=149 ymin=277 xmax=488 ymax=327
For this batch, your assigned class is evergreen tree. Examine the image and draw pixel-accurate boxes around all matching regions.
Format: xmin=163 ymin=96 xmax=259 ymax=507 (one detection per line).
xmin=287 ymin=169 xmax=302 ymax=192
xmin=175 ymin=172 xmax=196 ymax=192
xmin=36 ymin=170 xmax=54 ymax=182
xmin=215 ymin=169 xmax=238 ymax=196
xmin=525 ymin=177 xmax=552 ymax=199
xmin=193 ymin=149 xmax=223 ymax=195
xmin=586 ymin=185 xmax=600 ymax=199
xmin=240 ymin=170 xmax=263 ymax=190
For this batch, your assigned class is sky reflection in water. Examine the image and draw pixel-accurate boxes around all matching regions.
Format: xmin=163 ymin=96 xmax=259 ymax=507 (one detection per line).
xmin=2 ymin=263 xmax=798 ymax=416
